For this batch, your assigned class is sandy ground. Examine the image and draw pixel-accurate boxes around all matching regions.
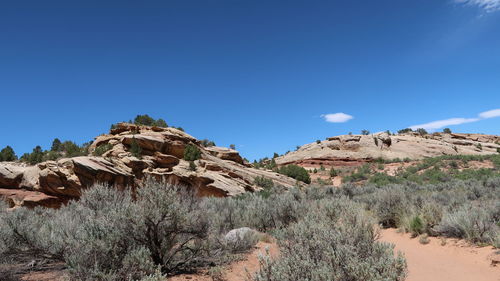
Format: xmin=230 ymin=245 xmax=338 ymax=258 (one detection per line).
xmin=379 ymin=228 xmax=500 ymax=281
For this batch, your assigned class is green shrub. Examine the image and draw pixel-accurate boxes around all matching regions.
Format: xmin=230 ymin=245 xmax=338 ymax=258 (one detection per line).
xmin=133 ymin=114 xmax=168 ymax=128
xmin=51 ymin=138 xmax=62 ymax=152
xmin=442 ymin=128 xmax=452 ymax=134
xmin=93 ymin=143 xmax=113 ymax=156
xmin=200 ymin=139 xmax=216 ymax=147
xmin=409 ymin=216 xmax=424 ymax=236
xmin=343 ymin=164 xmax=371 ymax=183
xmin=0 ymin=146 xmax=17 ymax=162
xmin=416 ymin=128 xmax=428 ymax=136
xmin=184 ymin=143 xmax=201 ymax=161
xmin=62 ymin=141 xmax=87 ymax=157
xmin=397 ymin=128 xmax=412 ymax=134
xmin=277 ymin=165 xmax=311 ymax=184
xmin=254 ymin=176 xmax=274 ymax=189
xmin=23 ymin=146 xmax=45 ymax=164
xmin=329 ymin=168 xmax=338 ymax=178
xmin=189 ymin=161 xmax=197 ymax=171
xmin=130 ymin=138 xmax=142 ymax=158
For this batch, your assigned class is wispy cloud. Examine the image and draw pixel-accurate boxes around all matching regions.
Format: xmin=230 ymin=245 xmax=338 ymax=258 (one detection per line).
xmin=479 ymin=108 xmax=500 ymax=118
xmin=409 ymin=108 xmax=500 ymax=131
xmin=321 ymin=113 xmax=353 ymax=123
xmin=455 ymin=0 xmax=500 ymax=12
xmin=410 ymin=118 xmax=479 ymax=131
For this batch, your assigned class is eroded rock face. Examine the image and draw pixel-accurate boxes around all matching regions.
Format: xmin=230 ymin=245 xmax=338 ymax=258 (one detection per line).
xmin=0 ymin=123 xmax=296 ymax=207
xmin=277 ymin=132 xmax=500 ymax=167
xmin=205 ymin=146 xmax=245 ymax=165
xmin=0 ymin=164 xmax=25 ymax=188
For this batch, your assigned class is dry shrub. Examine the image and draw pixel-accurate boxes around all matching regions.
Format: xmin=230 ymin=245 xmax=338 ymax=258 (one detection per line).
xmin=253 ymin=199 xmax=407 ymax=281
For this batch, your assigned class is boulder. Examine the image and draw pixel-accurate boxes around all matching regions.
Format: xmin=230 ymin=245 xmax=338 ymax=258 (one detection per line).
xmin=0 ymin=164 xmax=25 ymax=188
xmin=154 ymin=152 xmax=180 ymax=168
xmin=224 ymin=227 xmax=257 ymax=244
xmin=205 ymin=146 xmax=244 ymax=164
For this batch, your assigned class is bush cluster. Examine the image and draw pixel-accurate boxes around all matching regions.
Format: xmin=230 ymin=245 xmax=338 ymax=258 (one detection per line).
xmin=2 ymin=175 xmax=497 ymax=280
xmin=0 ymin=146 xmax=17 ymax=162
xmin=253 ymin=200 xmax=407 ymax=281
xmin=0 ymin=180 xmax=411 ymax=280
xmin=342 ymin=178 xmax=500 ymax=246
xmin=254 ymin=176 xmax=274 ymax=189
xmin=93 ymin=143 xmax=113 ymax=156
xmin=183 ymin=143 xmax=201 ymax=161
xmin=133 ymin=114 xmax=168 ymax=128
xmin=0 ymin=181 xmax=258 ymax=280
xmin=253 ymin=158 xmax=277 ymax=170
xmin=277 ymin=165 xmax=311 ymax=184
xmin=19 ymin=139 xmax=91 ymax=164
xmin=344 ymin=154 xmax=500 ymax=186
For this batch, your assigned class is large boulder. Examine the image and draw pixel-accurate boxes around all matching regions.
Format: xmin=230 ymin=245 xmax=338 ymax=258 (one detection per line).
xmin=0 ymin=163 xmax=25 ymax=188
xmin=224 ymin=227 xmax=257 ymax=245
xmin=205 ymin=146 xmax=245 ymax=165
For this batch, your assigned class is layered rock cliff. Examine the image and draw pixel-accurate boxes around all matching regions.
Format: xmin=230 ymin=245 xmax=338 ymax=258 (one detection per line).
xmin=0 ymin=123 xmax=296 ymax=208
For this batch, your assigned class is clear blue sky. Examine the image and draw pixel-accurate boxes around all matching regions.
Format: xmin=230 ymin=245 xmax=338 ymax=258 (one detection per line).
xmin=1 ymin=0 xmax=499 ymax=161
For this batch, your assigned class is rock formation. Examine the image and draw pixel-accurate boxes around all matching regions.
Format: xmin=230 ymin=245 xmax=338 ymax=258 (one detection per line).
xmin=277 ymin=132 xmax=500 ymax=168
xmin=0 ymin=123 xmax=296 ymax=208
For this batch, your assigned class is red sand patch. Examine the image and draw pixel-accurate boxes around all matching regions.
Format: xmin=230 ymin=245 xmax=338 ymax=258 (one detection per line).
xmin=379 ymin=228 xmax=500 ymax=281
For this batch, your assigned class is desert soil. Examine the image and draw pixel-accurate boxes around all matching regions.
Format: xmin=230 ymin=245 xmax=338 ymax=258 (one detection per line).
xmin=379 ymin=228 xmax=500 ymax=281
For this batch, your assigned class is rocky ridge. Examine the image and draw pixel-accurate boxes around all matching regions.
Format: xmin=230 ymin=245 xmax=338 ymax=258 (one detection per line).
xmin=0 ymin=123 xmax=296 ymax=208
xmin=276 ymin=132 xmax=500 ymax=168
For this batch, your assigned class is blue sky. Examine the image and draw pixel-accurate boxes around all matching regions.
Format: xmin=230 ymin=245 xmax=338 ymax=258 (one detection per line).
xmin=0 ymin=0 xmax=499 ymax=161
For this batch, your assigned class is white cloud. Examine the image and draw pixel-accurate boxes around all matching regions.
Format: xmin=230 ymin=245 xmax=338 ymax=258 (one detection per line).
xmin=409 ymin=118 xmax=480 ymax=131
xmin=409 ymin=108 xmax=500 ymax=131
xmin=322 ymin=113 xmax=353 ymax=123
xmin=479 ymin=109 xmax=500 ymax=119
xmin=456 ymin=0 xmax=500 ymax=12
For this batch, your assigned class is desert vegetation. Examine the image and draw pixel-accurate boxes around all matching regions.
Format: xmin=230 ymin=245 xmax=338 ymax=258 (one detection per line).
xmin=342 ymin=154 xmax=500 ymax=186
xmin=2 ymin=173 xmax=498 ymax=280
xmin=0 ymin=146 xmax=17 ymax=162
xmin=19 ymin=139 xmax=91 ymax=164
xmin=276 ymin=164 xmax=311 ymax=184
xmin=1 ymin=178 xmax=412 ymax=281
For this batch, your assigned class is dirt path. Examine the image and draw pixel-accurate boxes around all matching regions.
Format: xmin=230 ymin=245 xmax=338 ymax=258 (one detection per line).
xmin=379 ymin=228 xmax=500 ymax=281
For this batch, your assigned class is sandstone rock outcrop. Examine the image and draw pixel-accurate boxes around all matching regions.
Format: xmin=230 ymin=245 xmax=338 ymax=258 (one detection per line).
xmin=0 ymin=123 xmax=296 ymax=208
xmin=277 ymin=132 xmax=500 ymax=168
